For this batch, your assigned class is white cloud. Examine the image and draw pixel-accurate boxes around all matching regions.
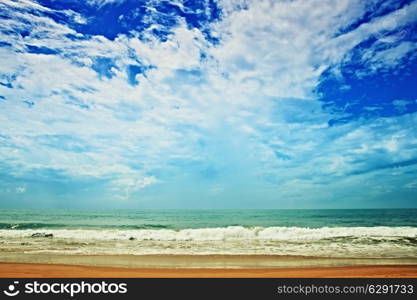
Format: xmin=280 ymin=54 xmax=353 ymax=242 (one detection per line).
xmin=87 ymin=0 xmax=126 ymax=7
xmin=0 ymin=0 xmax=416 ymax=204
xmin=361 ymin=41 xmax=417 ymax=73
xmin=112 ymin=176 xmax=158 ymax=200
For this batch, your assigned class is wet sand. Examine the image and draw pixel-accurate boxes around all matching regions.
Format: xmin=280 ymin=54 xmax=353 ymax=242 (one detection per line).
xmin=1 ymin=263 xmax=417 ymax=277
xmin=1 ymin=254 xmax=416 ymax=277
xmin=2 ymin=253 xmax=417 ymax=269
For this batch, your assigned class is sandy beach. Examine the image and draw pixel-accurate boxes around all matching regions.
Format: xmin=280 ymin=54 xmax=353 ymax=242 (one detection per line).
xmin=1 ymin=263 xmax=417 ymax=277
xmin=1 ymin=253 xmax=417 ymax=277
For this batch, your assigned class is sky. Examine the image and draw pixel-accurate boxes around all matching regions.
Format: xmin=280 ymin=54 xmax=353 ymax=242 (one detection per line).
xmin=0 ymin=0 xmax=417 ymax=209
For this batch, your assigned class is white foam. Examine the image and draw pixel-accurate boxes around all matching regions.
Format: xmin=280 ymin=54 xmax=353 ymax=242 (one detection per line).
xmin=1 ymin=226 xmax=417 ymax=257
xmin=0 ymin=226 xmax=416 ymax=241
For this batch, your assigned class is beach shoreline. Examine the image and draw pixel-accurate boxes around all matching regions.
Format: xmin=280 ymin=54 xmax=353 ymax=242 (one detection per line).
xmin=1 ymin=254 xmax=417 ymax=277
xmin=1 ymin=209 xmax=416 ymax=278
xmin=1 ymin=262 xmax=417 ymax=278
xmin=1 ymin=253 xmax=417 ymax=269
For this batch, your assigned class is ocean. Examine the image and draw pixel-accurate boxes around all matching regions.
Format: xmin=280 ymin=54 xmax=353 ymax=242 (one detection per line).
xmin=1 ymin=209 xmax=417 ymax=258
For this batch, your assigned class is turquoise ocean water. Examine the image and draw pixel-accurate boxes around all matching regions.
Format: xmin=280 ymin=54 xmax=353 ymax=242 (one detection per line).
xmin=0 ymin=209 xmax=417 ymax=229
xmin=0 ymin=209 xmax=416 ymax=257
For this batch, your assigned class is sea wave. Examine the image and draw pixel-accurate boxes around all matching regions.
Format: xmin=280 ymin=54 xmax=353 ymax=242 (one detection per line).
xmin=1 ymin=226 xmax=416 ymax=257
xmin=1 ymin=226 xmax=416 ymax=241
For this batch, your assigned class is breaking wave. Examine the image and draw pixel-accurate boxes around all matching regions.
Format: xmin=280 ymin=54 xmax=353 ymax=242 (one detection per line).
xmin=1 ymin=226 xmax=416 ymax=241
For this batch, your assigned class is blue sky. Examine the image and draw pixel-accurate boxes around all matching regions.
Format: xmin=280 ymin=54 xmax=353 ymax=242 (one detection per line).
xmin=0 ymin=0 xmax=417 ymax=209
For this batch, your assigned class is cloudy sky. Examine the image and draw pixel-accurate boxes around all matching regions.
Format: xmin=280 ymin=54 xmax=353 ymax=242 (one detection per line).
xmin=0 ymin=0 xmax=416 ymax=209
